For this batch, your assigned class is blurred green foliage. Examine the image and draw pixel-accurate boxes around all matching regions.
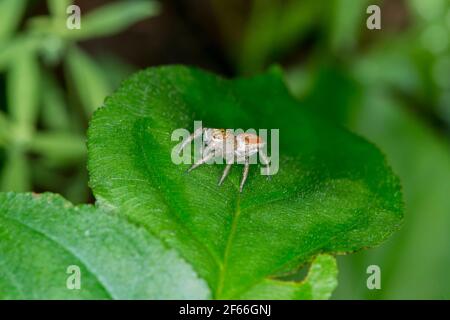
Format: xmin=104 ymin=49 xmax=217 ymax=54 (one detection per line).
xmin=283 ymin=0 xmax=450 ymax=299
xmin=0 ymin=0 xmax=449 ymax=299
xmin=0 ymin=0 xmax=159 ymax=202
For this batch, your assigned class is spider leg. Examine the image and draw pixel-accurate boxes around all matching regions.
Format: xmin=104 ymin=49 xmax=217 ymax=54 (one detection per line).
xmin=177 ymin=127 xmax=205 ymax=155
xmin=187 ymin=151 xmax=215 ymax=172
xmin=239 ymin=157 xmax=250 ymax=193
xmin=202 ymin=143 xmax=215 ymax=157
xmin=218 ymin=164 xmax=232 ymax=186
xmin=259 ymin=149 xmax=271 ymax=179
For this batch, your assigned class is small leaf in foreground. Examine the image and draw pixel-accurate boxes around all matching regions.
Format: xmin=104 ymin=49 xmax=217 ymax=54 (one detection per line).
xmin=0 ymin=192 xmax=210 ymax=299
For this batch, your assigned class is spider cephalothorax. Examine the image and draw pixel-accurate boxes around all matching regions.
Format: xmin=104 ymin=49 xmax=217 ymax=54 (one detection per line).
xmin=177 ymin=127 xmax=270 ymax=192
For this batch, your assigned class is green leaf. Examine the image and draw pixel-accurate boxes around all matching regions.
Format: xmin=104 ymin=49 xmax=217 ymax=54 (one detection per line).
xmin=298 ymin=65 xmax=362 ymax=126
xmin=0 ymin=111 xmax=9 ymax=146
xmin=88 ymin=66 xmax=403 ymax=299
xmin=47 ymin=0 xmax=72 ymax=20
xmin=239 ymin=254 xmax=338 ymax=299
xmin=239 ymin=0 xmax=323 ymax=74
xmin=29 ymin=132 xmax=86 ymax=165
xmin=65 ymin=1 xmax=160 ymax=41
xmin=0 ymin=192 xmax=210 ymax=299
xmin=40 ymin=72 xmax=72 ymax=131
xmin=0 ymin=0 xmax=27 ymax=43
xmin=0 ymin=35 xmax=41 ymax=72
xmin=7 ymin=51 xmax=40 ymax=144
xmin=65 ymin=46 xmax=111 ymax=115
xmin=329 ymin=0 xmax=371 ymax=52
xmin=0 ymin=148 xmax=30 ymax=192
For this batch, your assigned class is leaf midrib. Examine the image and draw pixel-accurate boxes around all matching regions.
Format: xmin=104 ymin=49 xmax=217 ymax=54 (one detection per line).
xmin=215 ymin=193 xmax=241 ymax=298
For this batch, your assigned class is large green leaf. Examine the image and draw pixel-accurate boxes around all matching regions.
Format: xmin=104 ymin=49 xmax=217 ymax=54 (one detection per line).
xmin=0 ymin=192 xmax=210 ymax=299
xmin=88 ymin=66 xmax=403 ymax=299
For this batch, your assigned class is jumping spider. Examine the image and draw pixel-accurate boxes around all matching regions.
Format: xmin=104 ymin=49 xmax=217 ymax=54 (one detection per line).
xmin=177 ymin=127 xmax=270 ymax=192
